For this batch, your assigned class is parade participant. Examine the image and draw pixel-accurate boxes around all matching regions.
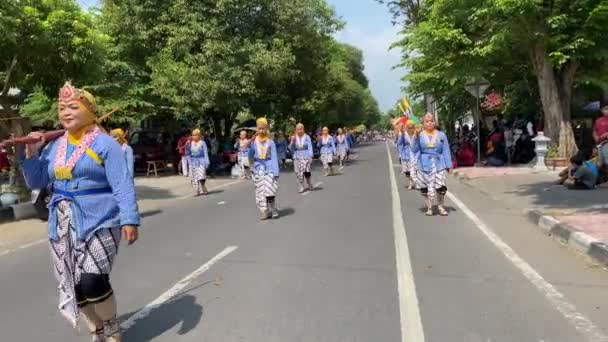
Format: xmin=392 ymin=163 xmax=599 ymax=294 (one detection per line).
xmin=186 ymin=129 xmax=210 ymax=195
xmin=177 ymin=131 xmax=191 ymax=177
xmin=275 ymin=132 xmax=288 ymax=169
xmin=21 ymin=82 xmax=139 ymax=341
xmin=249 ymin=118 xmax=280 ymax=219
xmin=335 ymin=128 xmax=350 ymax=169
xmin=234 ymin=130 xmax=251 ymax=179
xmin=397 ymin=121 xmax=418 ymax=190
xmin=110 ymin=128 xmax=134 ymax=179
xmin=318 ymin=127 xmax=336 ymax=176
xmin=290 ymin=123 xmax=314 ymax=193
xmin=412 ymin=113 xmax=453 ymax=216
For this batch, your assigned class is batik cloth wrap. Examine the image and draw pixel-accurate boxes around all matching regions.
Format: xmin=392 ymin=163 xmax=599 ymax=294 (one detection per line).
xmin=416 ymin=155 xmax=447 ymax=202
xmin=336 ymin=136 xmax=348 ymax=160
xmin=294 ymin=158 xmax=312 ymax=182
xmin=253 ymin=165 xmax=278 ymax=212
xmin=189 ymin=141 xmax=207 ymax=191
xmin=50 ymin=200 xmax=120 ymax=328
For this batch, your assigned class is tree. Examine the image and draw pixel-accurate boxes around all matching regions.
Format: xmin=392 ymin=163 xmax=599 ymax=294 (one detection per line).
xmin=1 ymin=0 xmax=108 ymax=109
xmin=382 ymin=0 xmax=608 ymax=157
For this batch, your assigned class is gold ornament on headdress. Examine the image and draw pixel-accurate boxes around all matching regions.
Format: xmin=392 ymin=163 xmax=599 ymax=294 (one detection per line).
xmin=58 ymin=82 xmax=97 ymax=115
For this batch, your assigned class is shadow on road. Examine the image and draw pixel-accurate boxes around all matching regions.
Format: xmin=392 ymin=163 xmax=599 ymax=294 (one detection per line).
xmin=120 ymin=294 xmax=203 ymax=341
xmin=135 ymin=185 xmax=176 ymax=200
xmin=141 ymin=209 xmax=163 ymax=219
xmin=279 ymin=207 xmax=296 ymax=217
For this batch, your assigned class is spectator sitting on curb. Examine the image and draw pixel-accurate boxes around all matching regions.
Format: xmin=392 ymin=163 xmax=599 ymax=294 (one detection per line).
xmin=557 ymin=152 xmax=599 ymax=190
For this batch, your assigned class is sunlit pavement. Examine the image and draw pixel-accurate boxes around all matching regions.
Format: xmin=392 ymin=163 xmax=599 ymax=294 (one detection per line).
xmin=1 ymin=143 xmax=608 ymax=341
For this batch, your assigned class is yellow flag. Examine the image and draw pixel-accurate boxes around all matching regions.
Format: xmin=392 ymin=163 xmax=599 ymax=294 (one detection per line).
xmin=398 ymin=103 xmax=406 ymax=114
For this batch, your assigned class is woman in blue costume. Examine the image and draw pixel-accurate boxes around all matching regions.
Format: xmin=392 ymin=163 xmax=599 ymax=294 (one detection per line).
xmin=289 ymin=123 xmax=314 ymax=193
xmin=397 ymin=121 xmax=419 ymax=190
xmin=186 ymin=129 xmax=210 ymax=195
xmin=249 ymin=118 xmax=280 ymax=220
xmin=110 ymin=128 xmax=134 ymax=179
xmin=318 ymin=126 xmax=336 ymax=176
xmin=334 ymin=128 xmax=350 ymax=169
xmin=412 ymin=113 xmax=453 ymax=216
xmin=22 ymin=82 xmax=139 ymax=341
xmin=234 ymin=130 xmax=251 ymax=179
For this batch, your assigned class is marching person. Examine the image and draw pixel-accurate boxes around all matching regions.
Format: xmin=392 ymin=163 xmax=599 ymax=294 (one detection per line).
xmin=110 ymin=128 xmax=134 ymax=179
xmin=397 ymin=121 xmax=418 ymax=190
xmin=186 ymin=129 xmax=210 ymax=196
xmin=177 ymin=131 xmax=191 ymax=177
xmin=275 ymin=132 xmax=288 ymax=169
xmin=249 ymin=118 xmax=280 ymax=220
xmin=22 ymin=82 xmax=139 ymax=341
xmin=234 ymin=130 xmax=251 ymax=179
xmin=334 ymin=128 xmax=350 ymax=169
xmin=290 ymin=123 xmax=314 ymax=193
xmin=412 ymin=113 xmax=453 ymax=216
xmin=318 ymin=126 xmax=336 ymax=176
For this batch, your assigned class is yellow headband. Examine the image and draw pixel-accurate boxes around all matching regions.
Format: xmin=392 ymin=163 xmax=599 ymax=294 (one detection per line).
xmin=256 ymin=117 xmax=268 ymax=127
xmin=110 ymin=128 xmax=127 ymax=144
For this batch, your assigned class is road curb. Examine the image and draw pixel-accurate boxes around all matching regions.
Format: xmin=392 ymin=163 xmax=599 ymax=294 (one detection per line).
xmin=525 ymin=208 xmax=608 ymax=267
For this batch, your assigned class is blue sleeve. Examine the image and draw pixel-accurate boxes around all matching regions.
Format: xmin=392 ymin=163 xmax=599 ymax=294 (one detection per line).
xmin=307 ymin=137 xmax=313 ymax=158
xmin=234 ymin=141 xmax=239 ymax=150
xmin=202 ymin=141 xmax=210 ymax=167
xmin=103 ymin=138 xmax=140 ymax=226
xmin=317 ymin=139 xmax=321 ymax=148
xmin=125 ymin=145 xmax=135 ymax=179
xmin=441 ymin=132 xmax=453 ymax=169
xmin=248 ymin=142 xmax=256 ymax=160
xmin=21 ymin=142 xmax=53 ymax=189
xmin=331 ymin=138 xmax=336 ymax=154
xmin=185 ymin=143 xmax=191 ymax=157
xmin=411 ymin=135 xmax=421 ymax=154
xmin=270 ymin=141 xmax=279 ymax=177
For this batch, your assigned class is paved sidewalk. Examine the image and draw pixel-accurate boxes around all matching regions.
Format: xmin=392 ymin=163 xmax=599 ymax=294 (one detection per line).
xmin=0 ymin=175 xmax=241 ymax=255
xmin=452 ymin=166 xmax=608 ymax=266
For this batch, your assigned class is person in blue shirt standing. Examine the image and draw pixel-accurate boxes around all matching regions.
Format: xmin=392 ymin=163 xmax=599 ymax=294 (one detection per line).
xmin=290 ymin=123 xmax=315 ymax=193
xmin=22 ymin=82 xmax=139 ymax=341
xmin=186 ymin=129 xmax=210 ymax=196
xmin=335 ymin=128 xmax=350 ymax=169
xmin=397 ymin=121 xmax=419 ymax=190
xmin=110 ymin=128 xmax=134 ymax=179
xmin=275 ymin=132 xmax=288 ymax=169
xmin=318 ymin=126 xmax=336 ymax=176
xmin=234 ymin=130 xmax=251 ymax=179
xmin=412 ymin=113 xmax=453 ymax=216
xmin=249 ymin=118 xmax=280 ymax=220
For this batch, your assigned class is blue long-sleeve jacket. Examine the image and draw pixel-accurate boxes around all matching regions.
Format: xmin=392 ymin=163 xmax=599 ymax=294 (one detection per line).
xmin=249 ymin=138 xmax=280 ymax=177
xmin=21 ymin=133 xmax=140 ymax=241
xmin=186 ymin=141 xmax=210 ymax=168
xmin=234 ymin=139 xmax=250 ymax=158
xmin=123 ymin=144 xmax=134 ymax=179
xmin=397 ymin=133 xmax=418 ymax=161
xmin=335 ymin=135 xmax=350 ymax=150
xmin=289 ymin=134 xmax=313 ymax=159
xmin=317 ymin=136 xmax=336 ymax=155
xmin=412 ymin=130 xmax=453 ymax=172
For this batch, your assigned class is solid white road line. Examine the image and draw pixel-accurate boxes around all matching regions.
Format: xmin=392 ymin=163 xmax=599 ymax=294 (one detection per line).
xmin=121 ymin=245 xmax=238 ymax=331
xmin=447 ymin=192 xmax=608 ymax=342
xmin=385 ymin=142 xmax=426 ymax=342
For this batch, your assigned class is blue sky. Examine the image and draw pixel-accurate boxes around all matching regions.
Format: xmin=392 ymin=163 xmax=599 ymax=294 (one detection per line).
xmin=78 ymin=0 xmax=402 ymax=112
xmin=328 ymin=0 xmax=403 ymax=112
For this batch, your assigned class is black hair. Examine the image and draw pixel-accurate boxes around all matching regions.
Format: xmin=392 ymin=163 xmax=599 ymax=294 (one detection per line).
xmin=570 ymin=154 xmax=584 ymax=166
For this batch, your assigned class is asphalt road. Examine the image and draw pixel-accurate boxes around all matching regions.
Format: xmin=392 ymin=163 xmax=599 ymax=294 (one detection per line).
xmin=1 ymin=142 xmax=608 ymax=341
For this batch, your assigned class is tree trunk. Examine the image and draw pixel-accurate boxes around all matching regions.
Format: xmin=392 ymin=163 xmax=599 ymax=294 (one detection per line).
xmin=223 ymin=113 xmax=236 ymax=141
xmin=530 ymin=40 xmax=578 ymax=158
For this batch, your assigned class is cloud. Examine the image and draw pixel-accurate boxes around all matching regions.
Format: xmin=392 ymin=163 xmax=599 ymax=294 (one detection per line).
xmin=336 ymin=25 xmax=405 ymax=112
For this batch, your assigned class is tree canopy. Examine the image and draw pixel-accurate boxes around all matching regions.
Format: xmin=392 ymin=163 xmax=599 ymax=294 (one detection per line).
xmin=6 ymin=0 xmax=381 ymax=136
xmin=380 ymin=0 xmax=608 ymax=157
